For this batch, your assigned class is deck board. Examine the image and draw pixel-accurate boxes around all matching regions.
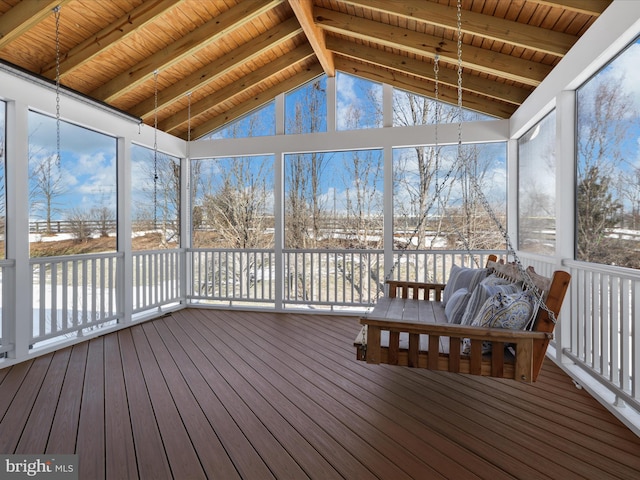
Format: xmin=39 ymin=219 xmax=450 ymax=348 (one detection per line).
xmin=1 ymin=309 xmax=639 ymax=479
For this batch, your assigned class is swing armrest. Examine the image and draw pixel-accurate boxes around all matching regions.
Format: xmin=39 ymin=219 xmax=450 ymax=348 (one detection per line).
xmin=386 ymin=280 xmax=446 ymax=301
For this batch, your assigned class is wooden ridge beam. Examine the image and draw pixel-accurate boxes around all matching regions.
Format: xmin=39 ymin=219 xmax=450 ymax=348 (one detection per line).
xmin=326 ymin=37 xmax=530 ymax=106
xmin=161 ymin=43 xmax=315 ymax=133
xmin=189 ymin=63 xmax=324 ymax=140
xmin=341 ymin=0 xmax=577 ymax=57
xmin=333 ymin=57 xmax=517 ymax=119
xmin=0 ymin=0 xmax=71 ymax=50
xmin=40 ymin=0 xmax=180 ymax=79
xmin=91 ymin=0 xmax=281 ymax=103
xmin=314 ymin=7 xmax=551 ymax=86
xmin=132 ymin=16 xmax=302 ymax=120
xmin=288 ymin=0 xmax=334 ymax=76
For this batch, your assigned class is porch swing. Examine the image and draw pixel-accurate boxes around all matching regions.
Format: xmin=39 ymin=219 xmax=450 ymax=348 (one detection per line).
xmin=354 ymin=1 xmax=571 ymax=383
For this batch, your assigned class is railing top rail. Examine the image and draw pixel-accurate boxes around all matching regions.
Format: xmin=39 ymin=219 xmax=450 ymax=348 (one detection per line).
xmin=133 ymin=248 xmax=184 ymax=256
xmin=29 ymin=251 xmax=124 ymax=264
xmin=563 ymin=259 xmax=640 ymax=281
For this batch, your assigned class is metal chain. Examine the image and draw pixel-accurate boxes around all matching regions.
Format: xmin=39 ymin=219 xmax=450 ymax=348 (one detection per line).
xmin=153 ymin=70 xmax=159 ymax=229
xmin=54 ymin=6 xmax=61 ymax=167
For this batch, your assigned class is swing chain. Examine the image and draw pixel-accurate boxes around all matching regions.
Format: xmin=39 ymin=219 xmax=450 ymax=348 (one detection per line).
xmin=153 ymin=70 xmax=159 ymax=228
xmin=54 ymin=6 xmax=61 ymax=167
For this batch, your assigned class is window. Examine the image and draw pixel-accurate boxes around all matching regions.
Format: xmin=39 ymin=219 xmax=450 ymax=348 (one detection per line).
xmin=130 ymin=144 xmax=181 ymax=250
xmin=393 ymin=143 xmax=507 ymax=250
xmin=191 ymin=155 xmax=274 ymax=249
xmin=336 ymin=72 xmax=382 ymax=130
xmin=393 ymin=88 xmax=493 ymax=127
xmin=576 ymin=37 xmax=640 ymax=268
xmin=284 ymin=150 xmax=383 ymax=249
xmin=28 ymin=111 xmax=117 ymax=256
xmin=285 ymin=76 xmax=327 ymax=134
xmin=207 ymin=101 xmax=275 ymax=139
xmin=518 ymin=111 xmax=556 ymax=255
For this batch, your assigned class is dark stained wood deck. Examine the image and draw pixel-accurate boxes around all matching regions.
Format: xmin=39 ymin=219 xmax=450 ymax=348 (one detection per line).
xmin=1 ymin=309 xmax=639 ymax=479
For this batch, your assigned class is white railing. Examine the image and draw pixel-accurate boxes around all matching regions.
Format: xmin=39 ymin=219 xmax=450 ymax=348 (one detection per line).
xmin=561 ymin=260 xmax=640 ymax=421
xmin=283 ymin=249 xmax=384 ymax=308
xmin=187 ymin=248 xmax=500 ymax=310
xmin=132 ymin=249 xmax=184 ymax=314
xmin=389 ymin=249 xmax=503 ymax=284
xmin=189 ymin=249 xmax=275 ymax=305
xmin=31 ymin=253 xmax=121 ymax=347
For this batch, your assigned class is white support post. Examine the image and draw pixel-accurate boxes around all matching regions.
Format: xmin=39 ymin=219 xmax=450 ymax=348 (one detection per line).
xmin=181 ymin=149 xmax=191 ymax=302
xmin=6 ymin=100 xmax=31 ymax=361
xmin=117 ymin=136 xmax=133 ymax=324
xmin=326 ymin=75 xmax=336 ymax=133
xmin=274 ymin=93 xmax=285 ymax=310
xmin=555 ymin=89 xmax=577 ymax=363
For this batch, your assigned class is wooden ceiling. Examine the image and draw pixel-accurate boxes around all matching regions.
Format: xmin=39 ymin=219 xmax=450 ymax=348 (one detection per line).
xmin=0 ymin=0 xmax=611 ymax=140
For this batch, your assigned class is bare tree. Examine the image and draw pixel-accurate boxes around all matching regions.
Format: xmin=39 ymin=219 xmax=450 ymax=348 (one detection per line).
xmin=285 ymin=79 xmax=327 ymax=248
xmin=200 ymin=157 xmax=271 ymax=249
xmin=577 ymin=75 xmax=638 ymax=265
xmin=30 ymin=152 xmax=66 ymax=235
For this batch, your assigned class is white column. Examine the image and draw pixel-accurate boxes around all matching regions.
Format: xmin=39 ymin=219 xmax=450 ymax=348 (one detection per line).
xmin=6 ymin=100 xmax=31 ymax=360
xmin=555 ymin=90 xmax=577 ymax=362
xmin=326 ymin=75 xmax=336 ymax=133
xmin=274 ymin=94 xmax=285 ymax=310
xmin=117 ymin=136 xmax=133 ymax=324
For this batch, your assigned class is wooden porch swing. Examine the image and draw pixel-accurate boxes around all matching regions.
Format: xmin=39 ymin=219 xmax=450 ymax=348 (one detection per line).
xmin=354 ymin=259 xmax=571 ymax=383
xmin=353 ymin=1 xmax=571 ymax=383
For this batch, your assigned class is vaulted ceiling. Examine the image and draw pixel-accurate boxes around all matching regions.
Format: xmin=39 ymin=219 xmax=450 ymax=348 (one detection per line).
xmin=0 ymin=0 xmax=611 ymax=140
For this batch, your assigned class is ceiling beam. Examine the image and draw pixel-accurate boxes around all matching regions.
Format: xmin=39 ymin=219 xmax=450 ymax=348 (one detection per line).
xmin=189 ymin=63 xmax=325 ymax=140
xmin=326 ymin=37 xmax=531 ymax=106
xmin=333 ymin=57 xmax=517 ymax=119
xmin=161 ymin=43 xmax=315 ymax=133
xmin=0 ymin=0 xmax=71 ymax=50
xmin=525 ymin=0 xmax=611 ymax=15
xmin=40 ymin=0 xmax=180 ymax=79
xmin=132 ymin=16 xmax=302 ymax=120
xmin=91 ymin=0 xmax=281 ymax=103
xmin=341 ymin=0 xmax=576 ymax=57
xmin=314 ymin=7 xmax=551 ymax=86
xmin=288 ymin=0 xmax=335 ymax=76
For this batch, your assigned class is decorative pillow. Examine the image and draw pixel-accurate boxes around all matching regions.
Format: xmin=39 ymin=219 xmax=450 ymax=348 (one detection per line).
xmin=444 ymin=288 xmax=471 ymax=324
xmin=460 ymin=283 xmax=521 ymax=326
xmin=462 ymin=290 xmax=537 ymax=354
xmin=472 ymin=289 xmax=537 ymax=330
xmin=442 ymin=265 xmax=490 ymax=305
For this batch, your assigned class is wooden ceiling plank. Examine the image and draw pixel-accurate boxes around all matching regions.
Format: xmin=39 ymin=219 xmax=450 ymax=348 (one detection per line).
xmin=39 ymin=0 xmax=181 ymax=79
xmin=189 ymin=63 xmax=325 ymax=139
xmin=333 ymin=57 xmax=516 ymax=119
xmin=326 ymin=36 xmax=530 ymax=105
xmin=314 ymin=7 xmax=551 ymax=86
xmin=162 ymin=43 xmax=315 ymax=133
xmin=0 ymin=0 xmax=71 ymax=50
xmin=132 ymin=16 xmax=302 ymax=119
xmin=91 ymin=0 xmax=283 ymax=103
xmin=288 ymin=0 xmax=335 ymax=76
xmin=525 ymin=0 xmax=610 ymax=16
xmin=341 ymin=0 xmax=577 ymax=57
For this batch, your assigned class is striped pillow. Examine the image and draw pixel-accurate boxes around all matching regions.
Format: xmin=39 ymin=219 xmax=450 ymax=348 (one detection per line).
xmin=444 ymin=288 xmax=471 ymax=324
xmin=442 ymin=265 xmax=490 ymax=305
